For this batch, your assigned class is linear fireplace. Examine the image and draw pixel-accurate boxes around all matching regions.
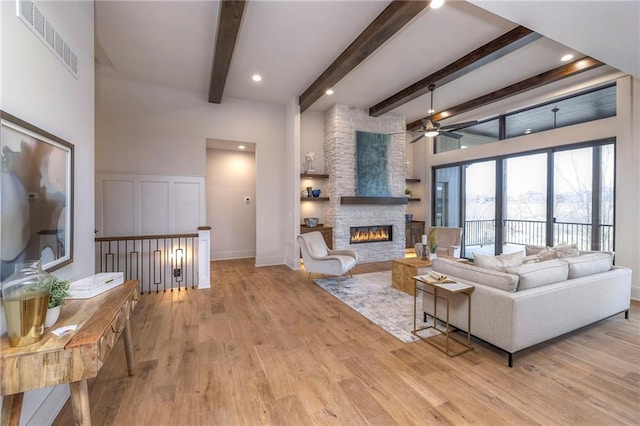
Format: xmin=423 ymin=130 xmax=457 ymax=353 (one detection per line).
xmin=350 ymin=225 xmax=392 ymax=244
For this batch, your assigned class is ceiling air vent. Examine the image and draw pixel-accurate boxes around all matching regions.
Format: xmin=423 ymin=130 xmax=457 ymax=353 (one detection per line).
xmin=17 ymin=0 xmax=78 ymax=79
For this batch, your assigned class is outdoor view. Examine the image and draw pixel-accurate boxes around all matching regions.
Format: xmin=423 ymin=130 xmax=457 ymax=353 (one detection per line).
xmin=435 ymin=142 xmax=615 ymax=258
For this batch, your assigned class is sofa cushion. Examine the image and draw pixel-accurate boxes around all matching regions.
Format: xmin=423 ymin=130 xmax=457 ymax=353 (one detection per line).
xmin=506 ymin=259 xmax=569 ymax=290
xmin=432 ymin=258 xmax=519 ymax=292
xmin=473 ymin=251 xmax=524 ymax=272
xmin=561 ymin=252 xmax=613 ymax=278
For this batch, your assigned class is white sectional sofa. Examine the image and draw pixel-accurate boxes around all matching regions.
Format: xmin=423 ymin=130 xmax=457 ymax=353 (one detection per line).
xmin=424 ymin=252 xmax=632 ymax=366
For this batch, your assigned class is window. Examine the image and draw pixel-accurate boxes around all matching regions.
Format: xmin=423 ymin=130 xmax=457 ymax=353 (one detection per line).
xmin=434 ymin=84 xmax=616 ymax=154
xmin=433 ymin=140 xmax=615 ymax=257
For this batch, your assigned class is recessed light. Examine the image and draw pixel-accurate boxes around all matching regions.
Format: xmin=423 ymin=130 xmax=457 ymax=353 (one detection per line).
xmin=561 ymin=54 xmax=574 ymax=62
xmin=431 ymin=0 xmax=445 ymax=9
xmin=238 ymin=145 xmax=246 ymax=150
xmin=252 ymin=74 xmax=262 ymax=82
xmin=325 ymin=89 xmax=334 ymax=95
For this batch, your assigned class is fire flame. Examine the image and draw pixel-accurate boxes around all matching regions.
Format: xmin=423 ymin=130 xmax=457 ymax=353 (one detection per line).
xmin=351 ymin=228 xmax=390 ymax=243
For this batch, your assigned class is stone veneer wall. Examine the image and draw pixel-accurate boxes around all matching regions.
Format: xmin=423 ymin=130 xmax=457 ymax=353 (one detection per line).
xmin=324 ymin=104 xmax=407 ymax=262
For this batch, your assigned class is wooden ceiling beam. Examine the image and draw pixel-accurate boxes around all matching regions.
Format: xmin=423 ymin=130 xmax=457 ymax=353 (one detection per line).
xmin=298 ymin=0 xmax=429 ymax=113
xmin=209 ymin=1 xmax=247 ymax=104
xmin=369 ymin=25 xmax=542 ymax=117
xmin=407 ymin=57 xmax=604 ymax=131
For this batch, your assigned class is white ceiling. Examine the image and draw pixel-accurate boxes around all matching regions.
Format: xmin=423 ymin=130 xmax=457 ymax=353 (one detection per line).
xmin=95 ymin=0 xmax=638 ymax=126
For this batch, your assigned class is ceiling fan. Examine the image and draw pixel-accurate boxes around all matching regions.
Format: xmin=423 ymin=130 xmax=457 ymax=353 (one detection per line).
xmin=390 ymin=84 xmax=478 ymax=143
xmin=410 ymin=84 xmax=441 ymax=143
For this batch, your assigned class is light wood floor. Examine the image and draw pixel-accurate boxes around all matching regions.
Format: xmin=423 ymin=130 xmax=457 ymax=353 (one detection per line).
xmin=54 ymin=258 xmax=640 ymax=425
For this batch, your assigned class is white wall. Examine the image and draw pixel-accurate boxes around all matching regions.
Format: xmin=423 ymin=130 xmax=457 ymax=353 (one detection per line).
xmin=1 ymin=0 xmax=95 ymax=423
xmin=206 ymin=148 xmax=256 ymax=260
xmin=285 ymin=98 xmax=301 ymax=269
xmin=96 ymin=77 xmax=286 ymax=266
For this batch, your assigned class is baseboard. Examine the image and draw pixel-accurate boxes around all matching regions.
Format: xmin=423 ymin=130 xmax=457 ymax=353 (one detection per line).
xmin=631 ymin=286 xmax=640 ymax=301
xmin=23 ymin=385 xmax=70 ymax=425
xmin=211 ymin=250 xmax=255 ymax=260
xmin=254 ymin=256 xmax=285 ymax=267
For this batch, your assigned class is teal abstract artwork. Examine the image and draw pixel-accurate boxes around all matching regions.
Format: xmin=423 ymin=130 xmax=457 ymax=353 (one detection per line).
xmin=356 ymin=131 xmax=390 ymax=196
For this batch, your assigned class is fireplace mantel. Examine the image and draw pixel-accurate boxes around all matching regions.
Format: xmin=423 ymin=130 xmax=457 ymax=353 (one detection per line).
xmin=340 ymin=196 xmax=408 ymax=205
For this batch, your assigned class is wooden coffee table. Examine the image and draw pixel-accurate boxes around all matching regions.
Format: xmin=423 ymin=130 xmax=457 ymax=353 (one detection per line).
xmin=391 ymin=257 xmax=432 ymax=296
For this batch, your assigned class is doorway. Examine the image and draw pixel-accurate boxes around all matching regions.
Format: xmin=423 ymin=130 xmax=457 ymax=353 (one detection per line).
xmin=206 ymin=139 xmax=256 ymax=260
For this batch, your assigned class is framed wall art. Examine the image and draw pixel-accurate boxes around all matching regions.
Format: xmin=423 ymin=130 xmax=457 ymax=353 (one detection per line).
xmin=1 ymin=111 xmax=74 ymax=281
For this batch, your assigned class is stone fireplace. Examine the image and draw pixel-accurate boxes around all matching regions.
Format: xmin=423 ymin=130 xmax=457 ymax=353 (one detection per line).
xmin=324 ymin=104 xmax=407 ymax=262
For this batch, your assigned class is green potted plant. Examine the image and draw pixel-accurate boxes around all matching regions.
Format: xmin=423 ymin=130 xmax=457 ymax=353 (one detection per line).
xmin=45 ymin=276 xmax=71 ymax=328
xmin=427 ymin=228 xmax=438 ymax=259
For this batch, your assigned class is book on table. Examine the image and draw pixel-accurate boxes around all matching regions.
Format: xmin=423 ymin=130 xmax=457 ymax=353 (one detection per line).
xmin=413 ymin=271 xmax=457 ymax=284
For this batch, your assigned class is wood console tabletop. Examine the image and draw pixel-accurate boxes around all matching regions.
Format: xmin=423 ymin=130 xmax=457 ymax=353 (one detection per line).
xmin=1 ymin=280 xmax=139 ymax=426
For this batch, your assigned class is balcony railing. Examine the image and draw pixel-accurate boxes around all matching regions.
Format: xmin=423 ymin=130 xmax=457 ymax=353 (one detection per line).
xmin=464 ymin=220 xmax=495 ymax=247
xmin=464 ymin=219 xmax=613 ymax=252
xmin=95 ymin=227 xmax=211 ymax=293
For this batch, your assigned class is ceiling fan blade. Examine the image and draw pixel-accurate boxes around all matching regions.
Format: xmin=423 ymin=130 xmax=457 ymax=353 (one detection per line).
xmin=439 ymin=130 xmax=463 ymax=139
xmin=439 ymin=120 xmax=478 ymax=130
xmin=409 ymin=133 xmax=425 ymax=144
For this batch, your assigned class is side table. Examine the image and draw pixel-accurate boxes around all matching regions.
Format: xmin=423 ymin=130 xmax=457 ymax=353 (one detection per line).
xmin=391 ymin=258 xmax=432 ymax=296
xmin=412 ymin=276 xmax=474 ymax=356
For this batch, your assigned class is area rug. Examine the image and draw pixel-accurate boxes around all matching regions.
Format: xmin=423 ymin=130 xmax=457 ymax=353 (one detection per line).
xmin=313 ymin=271 xmax=437 ymax=343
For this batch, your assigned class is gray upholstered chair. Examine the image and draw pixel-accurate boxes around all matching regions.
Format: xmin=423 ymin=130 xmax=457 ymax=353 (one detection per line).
xmin=427 ymin=226 xmax=463 ymax=258
xmin=297 ymin=231 xmax=358 ymax=287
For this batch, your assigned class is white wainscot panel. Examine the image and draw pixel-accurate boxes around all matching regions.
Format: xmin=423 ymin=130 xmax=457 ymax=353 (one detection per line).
xmin=141 ymin=181 xmax=170 ymax=235
xmin=102 ymin=180 xmax=135 ymax=236
xmin=174 ymin=181 xmax=203 ymax=232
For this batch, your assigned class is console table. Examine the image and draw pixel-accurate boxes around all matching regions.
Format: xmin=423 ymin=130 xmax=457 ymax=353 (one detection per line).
xmin=1 ymin=280 xmax=139 ymax=426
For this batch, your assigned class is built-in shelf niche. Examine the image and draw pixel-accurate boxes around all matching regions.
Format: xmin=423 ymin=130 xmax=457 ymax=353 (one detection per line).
xmin=405 ymin=178 xmax=421 ymax=201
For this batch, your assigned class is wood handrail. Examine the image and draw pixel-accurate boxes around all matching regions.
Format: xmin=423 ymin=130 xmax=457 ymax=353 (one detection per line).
xmin=95 ymin=233 xmax=198 ymax=242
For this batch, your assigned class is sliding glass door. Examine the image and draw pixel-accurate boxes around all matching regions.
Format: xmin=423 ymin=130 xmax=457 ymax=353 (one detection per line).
xmin=464 ymin=160 xmax=495 ymax=258
xmin=503 ymin=153 xmax=547 ymax=251
xmin=434 ymin=167 xmax=461 ymax=228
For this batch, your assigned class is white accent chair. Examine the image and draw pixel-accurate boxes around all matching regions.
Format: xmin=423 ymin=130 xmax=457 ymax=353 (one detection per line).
xmin=297 ymin=231 xmax=358 ymax=287
xmin=426 ymin=226 xmax=463 ymax=258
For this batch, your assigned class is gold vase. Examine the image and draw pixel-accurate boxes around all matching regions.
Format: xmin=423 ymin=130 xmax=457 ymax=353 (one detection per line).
xmin=1 ymin=260 xmax=53 ymax=346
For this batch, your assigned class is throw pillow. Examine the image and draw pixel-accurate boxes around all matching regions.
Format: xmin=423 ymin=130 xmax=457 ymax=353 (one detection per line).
xmin=552 ymin=243 xmax=580 ymax=258
xmin=523 ymin=254 xmax=542 ymax=264
xmin=473 ymin=251 xmax=525 ymax=272
xmin=534 ymin=243 xmax=580 ymax=261
xmin=525 ymin=245 xmax=545 ymax=256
